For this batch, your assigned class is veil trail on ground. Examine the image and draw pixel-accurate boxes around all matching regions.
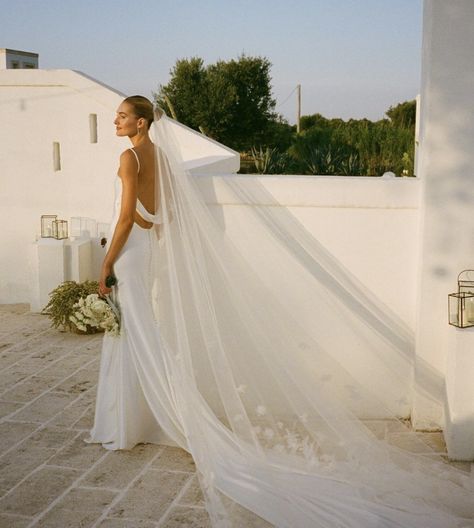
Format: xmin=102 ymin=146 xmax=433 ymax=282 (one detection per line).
xmin=136 ymin=109 xmax=474 ymax=528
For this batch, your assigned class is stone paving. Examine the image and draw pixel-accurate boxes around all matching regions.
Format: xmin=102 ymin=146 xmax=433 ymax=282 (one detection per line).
xmin=0 ymin=304 xmax=211 ymax=528
xmin=0 ymin=304 xmax=472 ymax=528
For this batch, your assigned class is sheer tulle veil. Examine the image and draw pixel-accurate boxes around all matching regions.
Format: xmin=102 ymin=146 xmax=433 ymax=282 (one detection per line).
xmin=142 ymin=106 xmax=474 ymax=527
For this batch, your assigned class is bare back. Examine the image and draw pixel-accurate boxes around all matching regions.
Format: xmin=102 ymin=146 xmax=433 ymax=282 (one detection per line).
xmin=129 ymin=144 xmax=158 ymax=229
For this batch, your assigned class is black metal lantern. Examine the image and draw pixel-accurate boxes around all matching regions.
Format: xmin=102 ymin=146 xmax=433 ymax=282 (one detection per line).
xmin=40 ymin=215 xmax=57 ymax=238
xmin=448 ymin=270 xmax=474 ymax=328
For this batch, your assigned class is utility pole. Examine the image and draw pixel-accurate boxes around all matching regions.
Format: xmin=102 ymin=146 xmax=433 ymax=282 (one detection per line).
xmin=296 ymin=84 xmax=301 ymax=134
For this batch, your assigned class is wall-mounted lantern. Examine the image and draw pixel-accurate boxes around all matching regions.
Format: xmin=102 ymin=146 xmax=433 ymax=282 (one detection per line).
xmin=41 ymin=215 xmax=57 ymax=238
xmin=52 ymin=219 xmax=68 ymax=240
xmin=448 ymin=270 xmax=474 ymax=328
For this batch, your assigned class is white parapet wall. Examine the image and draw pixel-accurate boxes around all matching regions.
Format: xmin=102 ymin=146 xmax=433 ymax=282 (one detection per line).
xmin=203 ymin=173 xmax=420 ymax=332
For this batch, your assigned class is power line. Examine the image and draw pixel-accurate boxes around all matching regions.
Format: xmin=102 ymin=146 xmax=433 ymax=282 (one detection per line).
xmin=276 ymin=84 xmax=301 ymax=133
xmin=276 ymin=86 xmax=298 ymax=108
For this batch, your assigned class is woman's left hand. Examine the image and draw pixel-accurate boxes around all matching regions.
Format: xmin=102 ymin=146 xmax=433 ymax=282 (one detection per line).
xmin=99 ymin=263 xmax=113 ymax=297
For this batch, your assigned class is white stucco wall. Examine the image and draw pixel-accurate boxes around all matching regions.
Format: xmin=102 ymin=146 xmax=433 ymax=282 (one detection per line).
xmin=413 ymin=0 xmax=474 ymax=435
xmin=202 ymin=174 xmax=420 ymax=331
xmin=0 ymin=69 xmax=126 ymax=301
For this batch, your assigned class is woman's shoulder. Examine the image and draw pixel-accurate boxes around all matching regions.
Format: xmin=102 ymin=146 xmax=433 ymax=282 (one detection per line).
xmin=119 ymin=148 xmax=137 ymax=162
xmin=118 ymin=149 xmax=139 ymax=178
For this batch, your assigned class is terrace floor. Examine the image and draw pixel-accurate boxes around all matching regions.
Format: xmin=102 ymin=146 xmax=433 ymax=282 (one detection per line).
xmin=0 ymin=304 xmax=472 ymax=528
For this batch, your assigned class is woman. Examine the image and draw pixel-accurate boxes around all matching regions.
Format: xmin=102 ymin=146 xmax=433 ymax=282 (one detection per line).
xmin=86 ymin=95 xmax=474 ymax=527
xmin=86 ymin=96 xmax=183 ymax=450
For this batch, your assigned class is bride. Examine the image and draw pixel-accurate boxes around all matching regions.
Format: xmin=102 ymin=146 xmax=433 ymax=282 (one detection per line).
xmin=86 ymin=95 xmax=474 ymax=527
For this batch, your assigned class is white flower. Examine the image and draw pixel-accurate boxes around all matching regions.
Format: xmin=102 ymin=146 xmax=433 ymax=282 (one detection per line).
xmin=70 ymin=293 xmax=120 ymax=337
xmin=236 ymin=384 xmax=247 ymax=394
xmin=91 ymin=300 xmax=107 ymax=314
xmin=86 ymin=293 xmax=99 ymax=302
xmin=256 ymin=405 xmax=267 ymax=416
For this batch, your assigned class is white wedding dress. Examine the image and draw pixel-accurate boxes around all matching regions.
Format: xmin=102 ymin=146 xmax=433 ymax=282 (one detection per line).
xmin=85 ymin=149 xmax=185 ymax=451
xmin=84 ymin=114 xmax=474 ymax=528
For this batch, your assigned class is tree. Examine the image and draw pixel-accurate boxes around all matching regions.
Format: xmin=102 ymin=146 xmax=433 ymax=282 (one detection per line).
xmin=153 ymin=57 xmax=208 ymax=132
xmin=153 ymin=53 xmax=278 ymax=151
xmin=386 ymin=100 xmax=416 ymax=129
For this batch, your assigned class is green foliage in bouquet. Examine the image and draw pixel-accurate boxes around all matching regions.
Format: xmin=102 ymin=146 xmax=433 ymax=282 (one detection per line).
xmin=41 ymin=280 xmax=103 ymax=334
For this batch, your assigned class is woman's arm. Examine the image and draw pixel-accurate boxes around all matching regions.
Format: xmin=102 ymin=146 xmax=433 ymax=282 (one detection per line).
xmin=98 ymin=150 xmax=138 ymax=296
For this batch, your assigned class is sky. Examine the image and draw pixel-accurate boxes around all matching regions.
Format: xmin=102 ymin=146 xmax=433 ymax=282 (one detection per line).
xmin=1 ymin=0 xmax=423 ymax=124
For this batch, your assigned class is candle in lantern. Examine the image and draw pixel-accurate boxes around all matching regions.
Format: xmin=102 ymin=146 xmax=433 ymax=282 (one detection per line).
xmin=465 ymin=295 xmax=474 ymax=324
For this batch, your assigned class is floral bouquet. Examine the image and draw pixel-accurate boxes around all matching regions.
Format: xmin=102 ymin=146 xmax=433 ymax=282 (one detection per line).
xmin=69 ymin=293 xmax=121 ymax=336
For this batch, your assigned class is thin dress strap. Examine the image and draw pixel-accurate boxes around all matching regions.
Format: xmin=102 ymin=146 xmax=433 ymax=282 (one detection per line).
xmin=129 ymin=148 xmax=140 ymax=173
xmin=128 ymin=148 xmax=163 ymax=224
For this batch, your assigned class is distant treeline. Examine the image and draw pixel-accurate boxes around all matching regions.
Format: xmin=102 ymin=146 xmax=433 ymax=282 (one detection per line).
xmin=154 ymin=54 xmax=416 ymax=176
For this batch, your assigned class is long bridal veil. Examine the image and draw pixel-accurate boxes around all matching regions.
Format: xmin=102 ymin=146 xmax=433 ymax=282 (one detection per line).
xmin=141 ymin=108 xmax=474 ymax=527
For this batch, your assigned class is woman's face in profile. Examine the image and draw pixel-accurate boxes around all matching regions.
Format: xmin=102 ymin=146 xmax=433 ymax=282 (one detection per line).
xmin=114 ymin=102 xmax=139 ymax=137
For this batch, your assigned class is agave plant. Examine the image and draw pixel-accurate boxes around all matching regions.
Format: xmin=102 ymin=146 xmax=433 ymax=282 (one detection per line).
xmin=303 ymin=144 xmax=343 ymax=175
xmin=339 ymin=152 xmax=363 ymax=176
xmin=250 ymin=146 xmax=281 ymax=174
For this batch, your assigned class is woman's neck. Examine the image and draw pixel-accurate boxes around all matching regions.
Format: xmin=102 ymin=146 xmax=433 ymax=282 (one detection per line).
xmin=130 ymin=134 xmax=152 ymax=148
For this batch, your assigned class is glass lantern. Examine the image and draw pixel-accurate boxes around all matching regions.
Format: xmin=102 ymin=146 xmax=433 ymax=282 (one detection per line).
xmin=69 ymin=216 xmax=97 ymax=238
xmin=69 ymin=217 xmax=82 ymax=238
xmin=40 ymin=215 xmax=57 ymax=238
xmin=52 ymin=219 xmax=68 ymax=240
xmin=83 ymin=217 xmax=97 ymax=238
xmin=448 ymin=270 xmax=474 ymax=328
